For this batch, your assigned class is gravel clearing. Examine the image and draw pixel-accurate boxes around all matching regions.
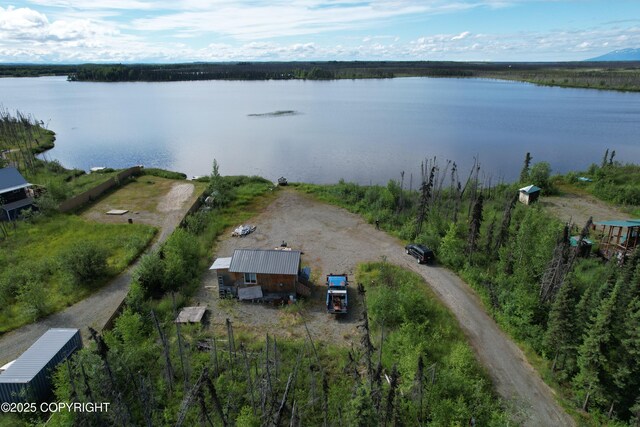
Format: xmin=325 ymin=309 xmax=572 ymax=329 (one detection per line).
xmin=157 ymin=183 xmax=195 ymax=212
xmin=197 ymin=188 xmax=574 ymax=426
xmin=541 ymin=190 xmax=629 ymax=228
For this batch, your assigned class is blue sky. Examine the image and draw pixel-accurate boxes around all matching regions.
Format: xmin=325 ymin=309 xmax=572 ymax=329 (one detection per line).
xmin=1 ymin=0 xmax=639 ymax=63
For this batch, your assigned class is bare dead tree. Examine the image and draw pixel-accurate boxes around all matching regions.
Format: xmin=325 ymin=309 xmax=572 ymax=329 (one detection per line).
xmin=211 ymin=337 xmax=219 ymax=378
xmin=175 ymin=368 xmax=206 ymax=427
xmin=241 ymin=344 xmax=258 ymax=415
xmin=138 ymin=374 xmax=154 ymax=427
xmin=495 ymin=193 xmax=518 ymax=251
xmin=467 ymin=193 xmax=484 ymax=260
xmin=172 ymin=293 xmax=189 ymax=390
xmin=540 ymin=217 xmax=593 ymax=304
xmin=539 ymin=225 xmax=571 ymax=304
xmin=384 ymin=364 xmax=400 ymax=427
xmin=413 ymin=356 xmax=425 ymax=424
xmin=151 ymin=310 xmax=175 ymax=391
xmin=198 ymin=389 xmax=215 ymax=427
xmin=265 ymin=334 xmax=273 ymax=396
xmin=204 ymin=368 xmax=228 ymax=427
xmin=226 ymin=318 xmax=235 ymax=379
xmin=357 ymin=283 xmax=375 ymax=388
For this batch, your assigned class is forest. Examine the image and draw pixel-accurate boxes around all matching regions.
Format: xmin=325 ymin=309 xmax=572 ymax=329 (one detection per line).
xmin=295 ymin=155 xmax=640 ymax=425
xmin=3 ymin=61 xmax=640 ymax=90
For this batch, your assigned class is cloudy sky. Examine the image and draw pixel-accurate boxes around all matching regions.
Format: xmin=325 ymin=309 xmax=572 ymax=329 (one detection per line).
xmin=1 ymin=0 xmax=639 ymax=63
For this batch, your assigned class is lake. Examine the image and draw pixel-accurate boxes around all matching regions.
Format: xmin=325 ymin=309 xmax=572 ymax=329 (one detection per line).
xmin=1 ymin=76 xmax=639 ymax=184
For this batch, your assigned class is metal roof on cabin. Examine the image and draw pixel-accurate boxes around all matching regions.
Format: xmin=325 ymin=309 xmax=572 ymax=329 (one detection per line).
xmin=209 ymin=257 xmax=232 ymax=270
xmin=229 ymin=249 xmax=301 ymax=275
xmin=0 ymin=167 xmax=30 ymax=194
xmin=519 ymin=185 xmax=541 ymax=194
xmin=594 ymin=219 xmax=640 ymax=228
xmin=0 ymin=329 xmax=78 ymax=383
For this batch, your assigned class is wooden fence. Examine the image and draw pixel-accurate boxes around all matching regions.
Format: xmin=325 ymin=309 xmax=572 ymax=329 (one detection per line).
xmin=58 ymin=166 xmax=142 ymax=213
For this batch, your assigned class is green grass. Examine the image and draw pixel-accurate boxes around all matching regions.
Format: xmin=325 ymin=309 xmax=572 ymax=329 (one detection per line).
xmin=82 ymin=175 xmax=207 ymax=215
xmin=559 ymin=163 xmax=640 ymax=209
xmin=355 ymin=262 xmax=509 ymax=424
xmin=0 ymin=214 xmax=156 ymax=333
xmin=193 ymin=180 xmax=277 ymax=268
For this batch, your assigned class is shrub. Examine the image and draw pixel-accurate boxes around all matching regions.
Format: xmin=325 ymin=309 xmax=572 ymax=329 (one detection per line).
xmin=132 ymin=252 xmax=165 ymax=297
xmin=17 ymin=279 xmax=49 ymax=321
xmin=184 ymin=209 xmax=211 ymax=235
xmin=163 ymin=229 xmax=202 ymax=291
xmin=59 ymin=241 xmax=108 ymax=286
xmin=141 ymin=168 xmax=187 ymax=180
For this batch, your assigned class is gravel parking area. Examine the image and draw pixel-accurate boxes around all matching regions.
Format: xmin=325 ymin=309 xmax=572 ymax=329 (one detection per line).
xmin=196 ymin=188 xmax=573 ymax=427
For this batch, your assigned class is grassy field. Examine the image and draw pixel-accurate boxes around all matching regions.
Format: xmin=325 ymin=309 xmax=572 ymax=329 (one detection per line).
xmin=81 ymin=175 xmax=207 ymax=218
xmin=0 ymin=214 xmax=156 ymax=334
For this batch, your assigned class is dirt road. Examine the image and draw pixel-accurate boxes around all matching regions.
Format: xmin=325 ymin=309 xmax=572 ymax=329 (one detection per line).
xmin=199 ymin=189 xmax=573 ymax=426
xmin=0 ymin=182 xmax=199 ymax=365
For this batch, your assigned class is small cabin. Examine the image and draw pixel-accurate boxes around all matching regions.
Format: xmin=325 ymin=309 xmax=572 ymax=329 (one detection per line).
xmin=518 ymin=185 xmax=541 ymax=205
xmin=0 ymin=167 xmax=33 ymax=221
xmin=210 ymin=249 xmax=310 ymax=301
xmin=594 ymin=219 xmax=640 ymax=263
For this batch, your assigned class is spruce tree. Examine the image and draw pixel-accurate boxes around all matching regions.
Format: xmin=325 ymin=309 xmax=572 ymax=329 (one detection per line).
xmin=614 ymin=297 xmax=640 ymax=420
xmin=602 ymin=148 xmax=610 ymax=169
xmin=574 ymin=282 xmax=622 ymax=412
xmin=519 ymin=152 xmax=532 ymax=183
xmin=544 ymin=277 xmax=579 ymax=375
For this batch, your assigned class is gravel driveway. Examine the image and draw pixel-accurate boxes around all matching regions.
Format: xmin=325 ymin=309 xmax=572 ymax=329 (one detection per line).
xmin=198 ymin=188 xmax=574 ymax=426
xmin=0 ymin=182 xmax=200 ymax=366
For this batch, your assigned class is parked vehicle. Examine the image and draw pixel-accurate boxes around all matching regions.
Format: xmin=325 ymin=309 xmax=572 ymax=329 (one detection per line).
xmin=405 ymin=243 xmax=435 ymax=264
xmin=326 ymin=274 xmax=348 ymax=314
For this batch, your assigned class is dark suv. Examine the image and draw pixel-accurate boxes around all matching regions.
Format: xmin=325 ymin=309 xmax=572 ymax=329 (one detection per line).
xmin=405 ymin=243 xmax=435 ymax=264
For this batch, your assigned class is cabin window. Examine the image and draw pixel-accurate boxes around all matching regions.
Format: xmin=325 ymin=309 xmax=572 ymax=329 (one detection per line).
xmin=244 ymin=273 xmax=257 ymax=284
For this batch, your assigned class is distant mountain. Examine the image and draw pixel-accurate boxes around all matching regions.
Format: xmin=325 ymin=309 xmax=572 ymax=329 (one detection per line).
xmin=586 ymin=48 xmax=640 ymax=61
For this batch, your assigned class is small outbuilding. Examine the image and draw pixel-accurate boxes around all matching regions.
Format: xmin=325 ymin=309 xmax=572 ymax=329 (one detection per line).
xmin=0 ymin=166 xmax=33 ymax=221
xmin=211 ymin=248 xmax=310 ymax=301
xmin=570 ymin=235 xmax=594 ymax=258
xmin=210 ymin=256 xmax=233 ymax=298
xmin=0 ymin=328 xmax=82 ymax=403
xmin=518 ymin=185 xmax=541 ymax=205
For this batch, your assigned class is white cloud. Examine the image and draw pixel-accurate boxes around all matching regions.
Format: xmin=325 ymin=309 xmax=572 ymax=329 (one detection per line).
xmin=451 ymin=31 xmax=470 ymax=40
xmin=1 ymin=1 xmax=640 ymax=62
xmin=0 ymin=6 xmax=117 ymax=43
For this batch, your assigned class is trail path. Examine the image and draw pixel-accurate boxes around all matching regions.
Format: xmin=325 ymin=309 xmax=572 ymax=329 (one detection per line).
xmin=198 ymin=189 xmax=574 ymax=426
xmin=0 ymin=182 xmax=197 ymax=365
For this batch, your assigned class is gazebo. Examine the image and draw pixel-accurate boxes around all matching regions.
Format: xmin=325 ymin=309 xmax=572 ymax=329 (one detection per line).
xmin=594 ymin=219 xmax=640 ymax=263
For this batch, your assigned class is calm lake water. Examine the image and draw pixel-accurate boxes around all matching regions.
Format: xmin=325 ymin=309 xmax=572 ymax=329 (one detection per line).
xmin=1 ymin=76 xmax=639 ymax=184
